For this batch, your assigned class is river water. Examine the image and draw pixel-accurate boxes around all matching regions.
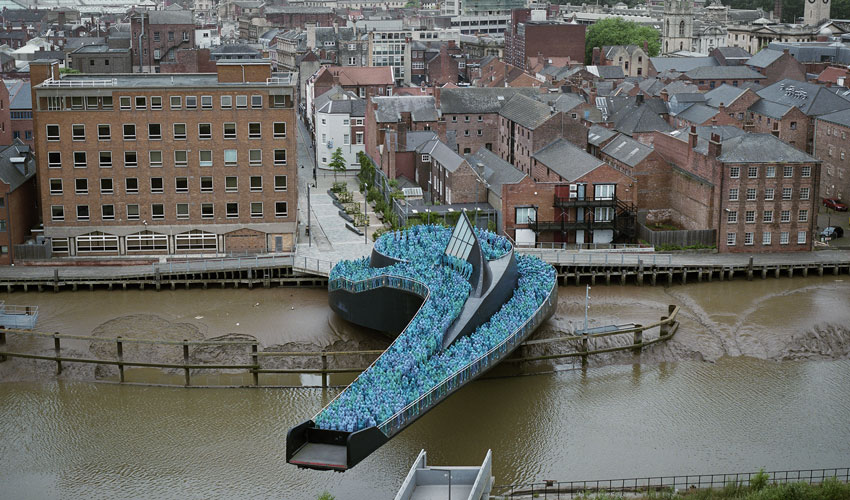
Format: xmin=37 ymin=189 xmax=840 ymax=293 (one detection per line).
xmin=1 ymin=276 xmax=849 ymax=499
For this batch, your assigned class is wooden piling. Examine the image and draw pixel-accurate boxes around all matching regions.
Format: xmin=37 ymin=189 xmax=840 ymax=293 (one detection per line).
xmin=251 ymin=343 xmax=259 ymax=386
xmin=775 ymin=266 xmax=780 ymax=279
xmin=632 ymin=326 xmax=643 ymax=353
xmin=183 ymin=340 xmax=190 ymax=386
xmin=54 ymin=333 xmax=62 ymax=375
xmin=747 ymin=257 xmax=753 ymax=281
xmin=117 ymin=336 xmax=125 ymax=383
xmin=321 ymin=352 xmax=329 ymax=388
xmin=53 ymin=269 xmax=59 ymax=293
xmin=0 ymin=326 xmax=6 ymax=362
xmin=818 ymin=264 xmax=824 ymax=277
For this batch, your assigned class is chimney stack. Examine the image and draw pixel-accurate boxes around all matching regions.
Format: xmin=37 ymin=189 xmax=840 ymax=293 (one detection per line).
xmin=708 ymin=133 xmax=722 ymax=157
xmin=688 ymin=125 xmax=698 ymax=149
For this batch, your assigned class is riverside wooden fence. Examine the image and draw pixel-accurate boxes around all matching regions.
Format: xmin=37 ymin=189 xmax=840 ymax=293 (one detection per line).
xmin=0 ymin=306 xmax=679 ymax=387
xmin=637 ymin=222 xmax=716 ymax=248
xmin=491 ymin=466 xmax=850 ymax=499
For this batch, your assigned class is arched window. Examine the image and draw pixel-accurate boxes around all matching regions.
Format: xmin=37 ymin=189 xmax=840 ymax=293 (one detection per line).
xmin=679 ymin=20 xmax=685 ymax=36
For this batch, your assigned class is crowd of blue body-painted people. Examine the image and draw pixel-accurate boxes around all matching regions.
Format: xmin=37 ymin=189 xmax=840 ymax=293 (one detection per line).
xmin=316 ymin=225 xmax=555 ymax=433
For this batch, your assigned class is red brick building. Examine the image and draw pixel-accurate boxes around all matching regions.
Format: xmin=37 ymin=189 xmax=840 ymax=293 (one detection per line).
xmin=814 ymin=110 xmax=850 ymax=203
xmin=5 ymin=80 xmax=33 ymax=146
xmin=263 ymin=6 xmax=344 ymax=29
xmin=504 ymin=18 xmax=585 ymax=71
xmin=31 ymin=59 xmax=298 ymax=257
xmin=130 ymin=10 xmax=196 ymax=73
xmin=0 ymin=140 xmax=38 ymax=264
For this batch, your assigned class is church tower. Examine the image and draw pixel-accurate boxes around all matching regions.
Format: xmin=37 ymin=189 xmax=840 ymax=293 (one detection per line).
xmin=662 ymin=0 xmax=694 ymax=54
xmin=804 ymin=0 xmax=831 ymax=26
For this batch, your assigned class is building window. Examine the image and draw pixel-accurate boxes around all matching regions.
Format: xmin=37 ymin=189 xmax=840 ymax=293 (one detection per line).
xmin=221 ymin=95 xmax=232 ymax=108
xmin=149 ymin=149 xmax=162 ymax=169
xmin=744 ymin=210 xmax=755 ymax=223
xmin=175 ymin=150 xmax=188 ymax=167
xmin=730 ymin=167 xmax=739 ymax=178
xmin=247 ymin=149 xmax=261 ymax=166
xmin=198 ymin=123 xmax=212 ymax=139
xmin=274 ymin=175 xmax=287 ymax=191
xmin=747 ymin=166 xmax=757 ymax=178
xmin=762 ymin=232 xmax=772 ymax=245
xmin=250 ymin=176 xmax=263 ymax=192
xmin=51 ymin=205 xmax=64 ymax=222
xmin=126 ymin=204 xmax=140 ymax=220
xmin=102 ymin=96 xmax=113 ymax=109
xmin=127 ymin=230 xmax=167 ymax=251
xmin=273 ymin=122 xmax=287 ymax=138
xmin=76 ymin=205 xmax=90 ymax=221
xmin=271 ymin=95 xmax=286 ymax=108
xmin=765 ymin=188 xmax=774 ymax=201
xmin=780 ymin=210 xmax=791 ymax=223
xmin=151 ymin=204 xmax=165 ymax=220
xmin=46 ymin=124 xmax=60 ymax=141
xmin=119 ymin=97 xmax=131 ymax=110
xmin=151 ymin=178 xmax=164 ymax=194
xmin=173 ymin=123 xmax=187 ymax=140
xmin=186 ymin=96 xmax=197 ymax=109
xmin=72 ymin=124 xmax=85 ymax=141
xmin=175 ymin=177 xmax=188 ymax=193
xmin=99 ymin=151 xmax=112 ymax=168
xmin=123 ymin=124 xmax=136 ymax=140
xmin=766 ymin=165 xmax=775 ymax=178
xmin=782 ymin=187 xmax=792 ymax=200
xmin=421 ymin=154 xmax=431 ymax=163
xmin=274 ymin=150 xmax=287 ymax=165
xmin=797 ymin=231 xmax=806 ymax=244
xmin=226 ymin=202 xmax=239 ymax=218
xmin=201 ymin=204 xmax=214 ymax=219
xmin=250 ymin=202 xmax=263 ymax=218
xmin=135 ymin=96 xmax=146 ymax=109
xmin=249 ymin=123 xmax=261 ymax=139
xmin=176 ymin=203 xmax=189 ymax=220
xmin=236 ymin=95 xmax=248 ymax=109
xmin=801 ymin=165 xmax=811 ymax=177
xmin=148 ymin=123 xmax=162 ymax=140
xmin=102 ymin=205 xmax=115 ymax=221
xmin=98 ymin=124 xmax=111 ymax=140
xmin=516 ymin=207 xmax=537 ymax=224
xmin=200 ymin=176 xmax=213 ymax=193
xmin=176 ymin=230 xmax=216 ymax=250
xmin=251 ymin=95 xmax=262 ymax=109
xmin=49 ymin=178 xmax=63 ymax=195
xmin=798 ymin=209 xmax=808 ymax=222
xmin=70 ymin=96 xmax=84 ymax=109
xmin=100 ymin=178 xmax=113 ymax=195
xmin=744 ymin=232 xmax=754 ymax=245
xmin=780 ymin=231 xmax=789 ymax=245
xmin=727 ymin=232 xmax=736 ymax=246
xmin=201 ymin=95 xmax=213 ymax=109
xmin=224 ymin=150 xmax=237 ymax=166
xmin=225 ymin=176 xmax=238 ymax=192
xmin=763 ymin=210 xmax=773 ymax=223
xmin=746 ymin=188 xmax=756 ymax=201
xmin=125 ymin=178 xmax=139 ymax=194
xmin=170 ymin=96 xmax=182 ymax=109
xmin=783 ymin=166 xmax=793 ymax=177
xmin=275 ymin=201 xmax=288 ymax=217
xmin=124 ymin=151 xmax=138 ymax=168
xmin=800 ymin=187 xmax=810 ymax=200
xmin=74 ymin=151 xmax=87 ymax=169
xmin=151 ymin=96 xmax=162 ymax=110
xmin=199 ymin=150 xmax=212 ymax=167
xmin=223 ymin=123 xmax=237 ymax=139
xmin=727 ymin=210 xmax=737 ymax=223
xmin=76 ymin=232 xmax=118 ymax=253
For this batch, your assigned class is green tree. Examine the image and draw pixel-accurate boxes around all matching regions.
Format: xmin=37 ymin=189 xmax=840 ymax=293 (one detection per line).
xmin=329 ymin=147 xmax=346 ymax=182
xmin=584 ymin=18 xmax=660 ymax=64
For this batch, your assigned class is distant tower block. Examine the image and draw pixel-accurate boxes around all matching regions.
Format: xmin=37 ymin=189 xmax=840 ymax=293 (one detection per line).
xmin=662 ymin=0 xmax=694 ymax=54
xmin=805 ymin=0 xmax=832 ymax=25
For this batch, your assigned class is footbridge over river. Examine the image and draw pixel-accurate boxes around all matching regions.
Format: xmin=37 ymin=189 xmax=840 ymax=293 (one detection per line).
xmin=286 ymin=214 xmax=557 ymax=471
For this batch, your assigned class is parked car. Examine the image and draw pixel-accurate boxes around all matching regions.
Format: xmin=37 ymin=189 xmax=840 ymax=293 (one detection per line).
xmin=823 ymin=198 xmax=848 ymax=211
xmin=820 ymin=226 xmax=845 ymax=240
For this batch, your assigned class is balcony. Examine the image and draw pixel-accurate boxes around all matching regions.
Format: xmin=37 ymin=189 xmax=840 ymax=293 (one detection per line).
xmin=531 ymin=218 xmax=616 ymax=232
xmin=554 ymin=196 xmax=616 ymax=208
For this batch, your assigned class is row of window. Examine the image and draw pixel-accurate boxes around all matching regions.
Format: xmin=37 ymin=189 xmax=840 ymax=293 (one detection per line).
xmin=48 ymin=94 xmax=287 ymax=112
xmin=46 ymin=149 xmax=287 ymax=169
xmin=49 ymin=121 xmax=287 ymax=142
xmin=728 ymin=187 xmax=810 ymax=201
xmin=50 ymin=201 xmax=289 ymax=222
xmin=729 ymin=165 xmax=811 ymax=179
xmin=52 ymin=230 xmax=221 ymax=254
xmin=49 ymin=175 xmax=287 ymax=196
xmin=727 ymin=231 xmax=806 ymax=246
xmin=824 ymin=125 xmax=846 ymax=139
xmin=726 ymin=209 xmax=809 ymax=224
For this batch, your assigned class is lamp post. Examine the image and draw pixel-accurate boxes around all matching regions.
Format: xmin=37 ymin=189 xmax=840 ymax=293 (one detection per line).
xmin=363 ymin=182 xmax=368 ymax=244
xmin=307 ymin=183 xmax=315 ymax=247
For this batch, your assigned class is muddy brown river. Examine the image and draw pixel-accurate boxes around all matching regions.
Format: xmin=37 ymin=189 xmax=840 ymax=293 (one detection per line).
xmin=1 ymin=277 xmax=849 ymax=499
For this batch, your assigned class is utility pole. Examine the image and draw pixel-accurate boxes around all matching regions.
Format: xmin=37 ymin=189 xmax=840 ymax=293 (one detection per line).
xmin=583 ymin=284 xmax=591 ymax=334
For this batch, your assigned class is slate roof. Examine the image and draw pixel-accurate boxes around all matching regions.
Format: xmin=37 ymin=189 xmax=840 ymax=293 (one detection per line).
xmin=684 ymin=66 xmax=766 ymax=80
xmin=675 ymin=103 xmax=719 ymax=124
xmin=148 ymin=10 xmax=193 ymax=25
xmin=406 ymin=131 xmax=439 ymax=152
xmin=320 ymin=66 xmax=394 ymax=86
xmin=465 ymin=147 xmax=526 ymax=190
xmin=317 ymin=98 xmax=365 ymax=117
xmin=438 ymin=87 xmax=539 ymax=114
xmin=587 ymin=125 xmax=617 ymax=146
xmin=667 ymin=125 xmax=748 ymax=152
xmin=756 ymin=78 xmax=850 ymax=116
xmin=4 ymin=80 xmax=30 ymax=110
xmin=373 ymin=96 xmax=438 ymax=123
xmin=542 ymin=93 xmax=585 ymax=113
xmin=748 ymin=99 xmax=792 ymax=119
xmin=498 ymin=94 xmax=554 ymax=130
xmin=612 ymin=102 xmax=672 ymax=136
xmin=745 ymin=48 xmax=784 ymax=68
xmin=589 ymin=65 xmax=625 ymax=80
xmin=660 ymin=80 xmax=700 ymax=96
xmin=314 ymin=85 xmax=357 ymax=112
xmin=417 ymin=138 xmax=465 ymax=172
xmin=533 ymin=139 xmax=605 ymax=181
xmin=716 ymin=133 xmax=818 ymax=164
xmin=714 ymin=46 xmax=752 ymax=59
xmin=704 ymin=84 xmax=749 ymax=108
xmin=817 ymin=108 xmax=850 ymax=128
xmin=0 ymin=140 xmax=35 ymax=192
xmin=601 ymin=134 xmax=653 ymax=167
xmin=650 ymin=56 xmax=718 ymax=73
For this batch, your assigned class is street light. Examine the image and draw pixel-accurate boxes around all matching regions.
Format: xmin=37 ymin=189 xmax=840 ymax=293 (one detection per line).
xmin=363 ymin=183 xmax=368 ymax=244
xmin=307 ymin=183 xmax=316 ymax=247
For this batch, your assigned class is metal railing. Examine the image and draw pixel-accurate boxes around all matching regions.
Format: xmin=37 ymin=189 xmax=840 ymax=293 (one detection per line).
xmin=518 ymin=250 xmax=673 ymax=266
xmin=153 ymin=254 xmax=296 ymax=274
xmin=492 ymin=467 xmax=850 ymax=498
xmin=41 ymin=78 xmax=117 ymax=87
xmin=378 ymin=279 xmax=557 ymax=437
xmin=292 ymin=256 xmax=336 ymax=277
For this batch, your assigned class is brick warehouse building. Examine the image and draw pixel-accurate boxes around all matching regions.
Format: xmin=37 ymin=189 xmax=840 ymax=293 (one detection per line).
xmin=31 ymin=59 xmax=297 ymax=257
xmin=504 ymin=18 xmax=585 ymax=71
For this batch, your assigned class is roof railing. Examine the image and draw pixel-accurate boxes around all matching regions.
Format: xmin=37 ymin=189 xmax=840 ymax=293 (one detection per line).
xmin=40 ymin=77 xmax=117 ymax=87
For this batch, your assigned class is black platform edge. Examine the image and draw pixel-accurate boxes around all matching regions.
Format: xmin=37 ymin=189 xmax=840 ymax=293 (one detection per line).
xmin=285 ymin=420 xmax=389 ymax=471
xmin=286 ymin=419 xmax=313 ymax=462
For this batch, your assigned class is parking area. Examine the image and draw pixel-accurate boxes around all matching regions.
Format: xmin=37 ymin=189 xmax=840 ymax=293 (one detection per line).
xmin=817 ymin=205 xmax=850 ymax=247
